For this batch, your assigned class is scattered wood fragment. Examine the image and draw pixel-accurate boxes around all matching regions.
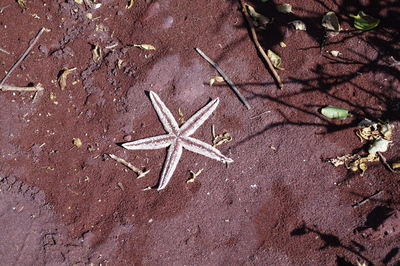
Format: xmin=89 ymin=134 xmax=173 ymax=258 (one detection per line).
xmin=186 ymin=169 xmax=203 ymax=183
xmin=212 ymin=130 xmax=233 ymax=147
xmin=195 ymin=47 xmax=251 ymax=110
xmin=0 ymin=83 xmax=44 ymax=92
xmin=0 ymin=5 xmax=11 ymax=13
xmin=17 ymin=0 xmax=27 ymax=10
xmin=126 ymin=0 xmax=135 ymax=9
xmin=92 ymin=44 xmax=102 ymax=62
xmin=377 ymin=152 xmax=399 ymax=173
xmin=108 ymin=153 xmax=150 ymax=178
xmin=0 ymin=27 xmax=47 ymax=86
xmin=0 ymin=48 xmax=10 ymax=54
xmin=239 ymin=0 xmax=283 ymax=89
xmin=58 ymin=67 xmax=77 ymax=90
xmin=352 ymin=190 xmax=383 ymax=208
xmin=250 ymin=110 xmax=271 ymax=119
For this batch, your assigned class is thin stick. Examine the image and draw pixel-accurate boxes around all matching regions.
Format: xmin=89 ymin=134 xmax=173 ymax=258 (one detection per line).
xmin=0 ymin=27 xmax=46 ymax=86
xmin=239 ymin=0 xmax=283 ymax=89
xmin=250 ymin=110 xmax=271 ymax=119
xmin=195 ymin=48 xmax=251 ymax=110
xmin=377 ymin=152 xmax=399 ymax=173
xmin=0 ymin=48 xmax=10 ymax=55
xmin=352 ymin=190 xmax=383 ymax=208
xmin=0 ymin=5 xmax=10 ymax=13
xmin=108 ymin=154 xmax=150 ymax=178
xmin=0 ymin=83 xmax=44 ymax=92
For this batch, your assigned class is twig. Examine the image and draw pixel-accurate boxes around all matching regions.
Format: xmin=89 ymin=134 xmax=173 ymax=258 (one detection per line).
xmin=352 ymin=190 xmax=383 ymax=208
xmin=0 ymin=27 xmax=47 ymax=86
xmin=108 ymin=153 xmax=150 ymax=178
xmin=0 ymin=83 xmax=44 ymax=92
xmin=239 ymin=0 xmax=283 ymax=89
xmin=0 ymin=5 xmax=10 ymax=13
xmin=250 ymin=110 xmax=271 ymax=119
xmin=377 ymin=152 xmax=399 ymax=173
xmin=194 ymin=48 xmax=251 ymax=110
xmin=0 ymin=48 xmax=10 ymax=55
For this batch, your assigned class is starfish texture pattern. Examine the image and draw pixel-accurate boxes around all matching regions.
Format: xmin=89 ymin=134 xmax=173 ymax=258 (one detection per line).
xmin=122 ymin=91 xmax=233 ymax=190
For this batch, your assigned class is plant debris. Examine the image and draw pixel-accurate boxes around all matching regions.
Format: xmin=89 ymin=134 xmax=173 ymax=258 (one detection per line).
xmin=350 ymin=11 xmax=380 ymax=31
xmin=267 ymin=50 xmax=284 ymax=70
xmin=329 ymin=121 xmax=394 ymax=176
xmin=58 ymin=67 xmax=77 ymax=90
xmin=279 ymin=42 xmax=287 ymax=48
xmin=239 ymin=0 xmax=283 ymax=89
xmin=17 ymin=0 xmax=27 ymax=10
xmin=131 ymin=44 xmax=156 ymax=50
xmin=92 ymin=44 xmax=102 ymax=62
xmin=329 ymin=50 xmax=340 ymax=57
xmin=126 ymin=0 xmax=135 ymax=9
xmin=108 ymin=154 xmax=150 ymax=178
xmin=0 ymin=83 xmax=44 ymax=92
xmin=0 ymin=27 xmax=47 ymax=86
xmin=289 ymin=20 xmax=306 ymax=31
xmin=245 ymin=4 xmax=271 ymax=29
xmin=321 ymin=105 xmax=351 ymax=120
xmin=186 ymin=169 xmax=203 ymax=183
xmin=213 ymin=131 xmax=233 ymax=147
xmin=277 ymin=4 xmax=292 ymax=14
xmin=72 ymin=138 xmax=82 ymax=148
xmin=195 ymin=47 xmax=251 ymax=109
xmin=322 ymin=12 xmax=341 ymax=32
xmin=209 ymin=76 xmax=224 ymax=86
xmin=328 ymin=154 xmax=359 ymax=167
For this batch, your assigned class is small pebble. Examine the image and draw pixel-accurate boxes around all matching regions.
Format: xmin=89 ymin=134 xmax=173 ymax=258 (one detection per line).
xmin=123 ymin=135 xmax=132 ymax=141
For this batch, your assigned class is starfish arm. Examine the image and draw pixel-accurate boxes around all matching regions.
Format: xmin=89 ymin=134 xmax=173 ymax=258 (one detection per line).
xmin=149 ymin=91 xmax=179 ymax=134
xmin=157 ymin=141 xmax=183 ymax=190
xmin=179 ymin=98 xmax=219 ymax=137
xmin=122 ymin=134 xmax=174 ymax=150
xmin=181 ymin=136 xmax=233 ymax=163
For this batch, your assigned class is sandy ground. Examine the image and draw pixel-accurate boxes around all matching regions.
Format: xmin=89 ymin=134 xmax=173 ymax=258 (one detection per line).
xmin=0 ymin=0 xmax=400 ymax=265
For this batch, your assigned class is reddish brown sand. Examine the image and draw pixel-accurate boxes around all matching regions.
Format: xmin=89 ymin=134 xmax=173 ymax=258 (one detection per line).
xmin=1 ymin=0 xmax=399 ymax=265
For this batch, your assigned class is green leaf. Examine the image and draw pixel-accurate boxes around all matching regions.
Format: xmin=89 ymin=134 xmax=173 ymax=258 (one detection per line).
xmin=321 ymin=105 xmax=351 ymax=120
xmin=350 ymin=11 xmax=380 ymax=31
xmin=267 ymin=50 xmax=284 ymax=70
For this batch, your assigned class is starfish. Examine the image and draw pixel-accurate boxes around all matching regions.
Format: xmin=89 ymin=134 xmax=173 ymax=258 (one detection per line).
xmin=122 ymin=91 xmax=233 ymax=190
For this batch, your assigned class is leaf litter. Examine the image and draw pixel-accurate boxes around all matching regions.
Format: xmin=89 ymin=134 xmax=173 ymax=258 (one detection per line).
xmin=329 ymin=120 xmax=395 ymax=176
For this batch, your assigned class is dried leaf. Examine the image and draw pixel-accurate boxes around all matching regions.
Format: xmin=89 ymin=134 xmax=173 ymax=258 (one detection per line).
xmin=329 ymin=50 xmax=340 ymax=57
xmin=126 ymin=0 xmax=135 ymax=9
xmin=368 ymin=138 xmax=390 ymax=155
xmin=328 ymin=154 xmax=359 ymax=167
xmin=209 ymin=76 xmax=224 ymax=86
xmin=350 ymin=11 xmax=380 ymax=31
xmin=267 ymin=50 xmax=284 ymax=70
xmin=321 ymin=105 xmax=351 ymax=120
xmin=73 ymin=138 xmax=82 ymax=148
xmin=58 ymin=67 xmax=77 ymax=91
xmin=289 ymin=20 xmax=306 ymax=31
xmin=92 ymin=44 xmax=102 ymax=62
xmin=356 ymin=122 xmax=393 ymax=142
xmin=277 ymin=4 xmax=292 ymax=14
xmin=213 ymin=132 xmax=233 ymax=147
xmin=392 ymin=163 xmax=400 ymax=169
xmin=132 ymin=44 xmax=156 ymax=50
xmin=279 ymin=42 xmax=287 ymax=48
xmin=186 ymin=169 xmax=203 ymax=183
xmin=245 ymin=4 xmax=271 ymax=29
xmin=74 ymin=0 xmax=83 ymax=4
xmin=17 ymin=0 xmax=27 ymax=9
xmin=322 ymin=12 xmax=341 ymax=32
